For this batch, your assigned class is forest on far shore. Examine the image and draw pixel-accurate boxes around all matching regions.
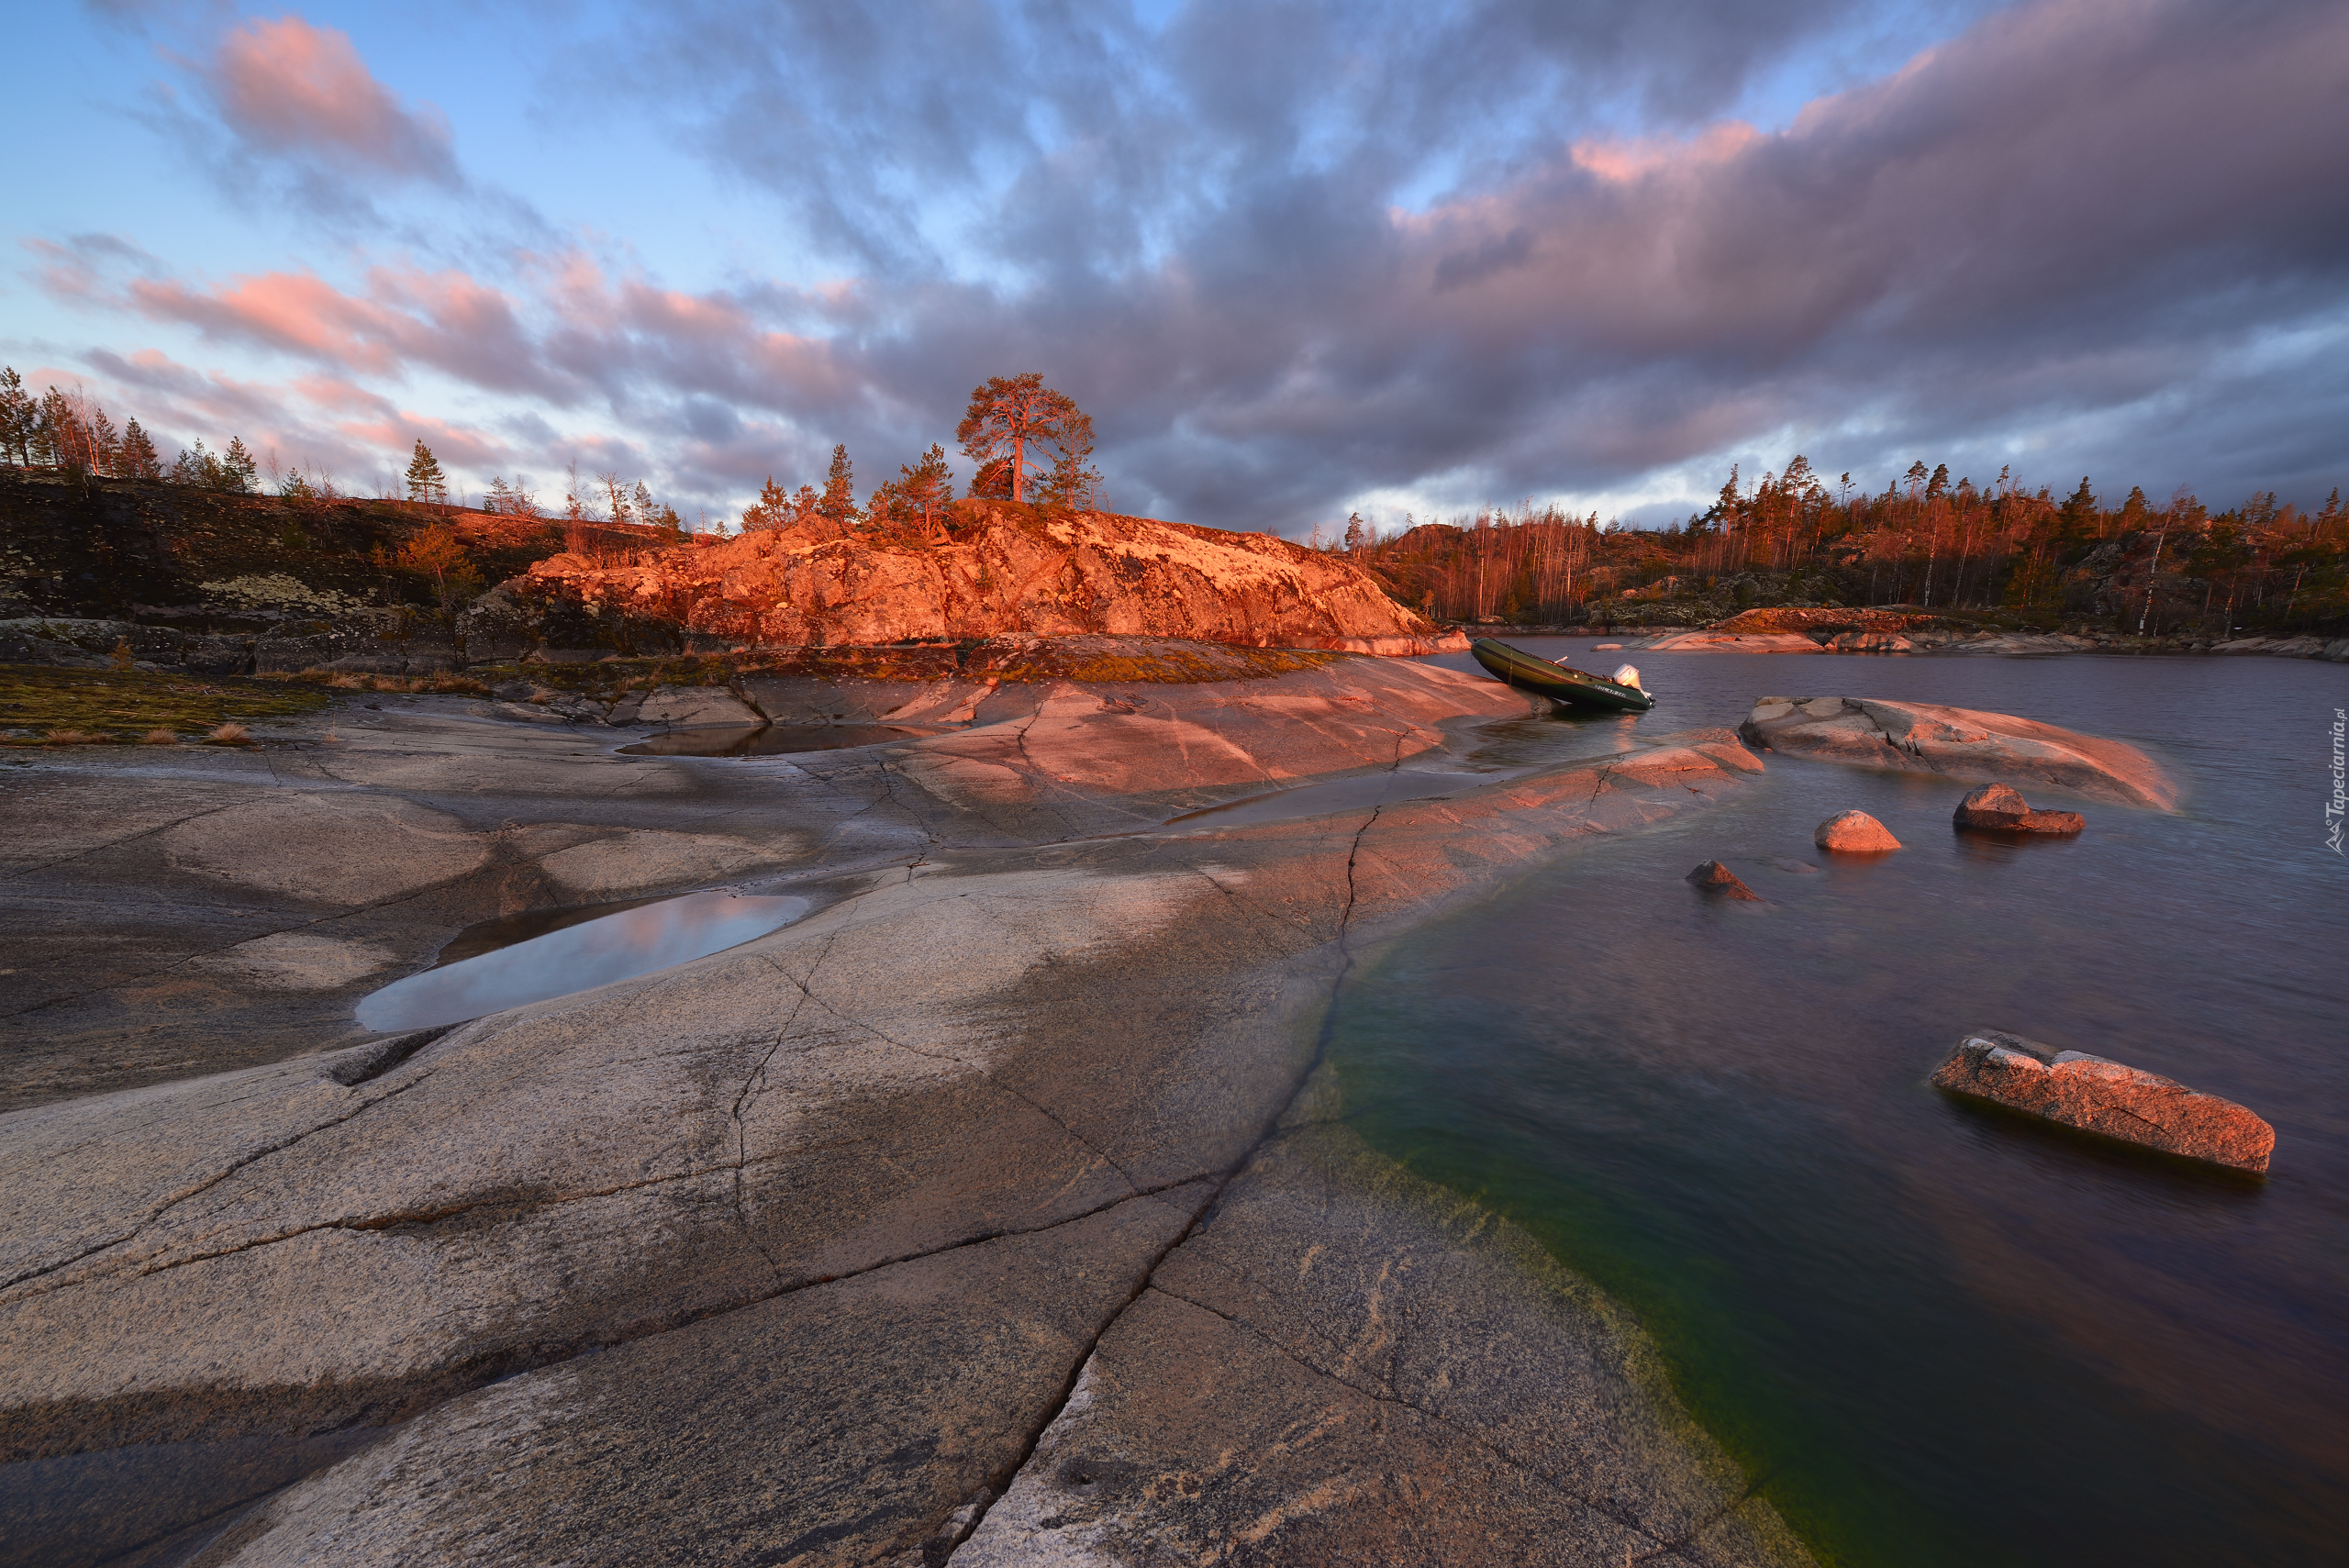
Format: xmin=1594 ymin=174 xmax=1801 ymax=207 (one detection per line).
xmin=1319 ymin=458 xmax=2348 ymax=638
xmin=6 ymin=363 xmax=2342 ymax=639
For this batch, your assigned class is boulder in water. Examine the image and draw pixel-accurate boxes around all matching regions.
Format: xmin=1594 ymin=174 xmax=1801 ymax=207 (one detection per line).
xmin=1932 ymin=1029 xmax=2274 ymax=1173
xmin=1815 ymin=810 xmax=1901 ymax=852
xmin=1953 ymin=783 xmax=2085 ymax=834
xmin=1685 ymin=860 xmax=1761 ymax=900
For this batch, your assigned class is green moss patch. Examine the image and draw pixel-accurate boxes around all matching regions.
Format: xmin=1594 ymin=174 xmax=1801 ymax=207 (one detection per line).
xmin=1 ymin=665 xmax=329 ymax=744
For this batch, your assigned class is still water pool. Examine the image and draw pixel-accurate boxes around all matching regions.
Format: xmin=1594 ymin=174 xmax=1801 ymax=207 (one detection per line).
xmin=1336 ymin=642 xmax=2348 ymax=1565
xmin=357 ymin=889 xmax=808 ymax=1031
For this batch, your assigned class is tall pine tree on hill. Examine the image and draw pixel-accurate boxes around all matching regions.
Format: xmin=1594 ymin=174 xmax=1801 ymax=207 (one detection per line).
xmin=406 ymin=439 xmax=448 ymax=505
xmin=956 ymin=373 xmax=1088 ymax=506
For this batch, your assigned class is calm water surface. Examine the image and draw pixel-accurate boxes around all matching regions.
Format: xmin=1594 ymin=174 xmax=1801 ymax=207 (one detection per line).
xmin=357 ymin=890 xmax=808 ymax=1031
xmin=1335 ymin=642 xmax=2348 ymax=1566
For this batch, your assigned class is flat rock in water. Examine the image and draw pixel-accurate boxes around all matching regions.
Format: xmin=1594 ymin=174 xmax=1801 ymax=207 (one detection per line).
xmin=1815 ymin=810 xmax=1900 ymax=852
xmin=1932 ymin=1029 xmax=2274 ymax=1173
xmin=1953 ymin=782 xmax=2085 ymax=834
xmin=1738 ymin=696 xmax=2176 ymax=809
xmin=1642 ymin=630 xmax=1824 ymax=654
xmin=1686 ymin=860 xmax=1762 ymax=900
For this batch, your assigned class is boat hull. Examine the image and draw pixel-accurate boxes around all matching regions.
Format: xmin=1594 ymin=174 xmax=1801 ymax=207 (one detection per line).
xmin=1470 ymin=638 xmax=1656 ymax=713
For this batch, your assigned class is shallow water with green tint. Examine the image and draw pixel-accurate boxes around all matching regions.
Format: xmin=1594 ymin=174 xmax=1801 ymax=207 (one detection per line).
xmin=1329 ymin=643 xmax=2348 ymax=1566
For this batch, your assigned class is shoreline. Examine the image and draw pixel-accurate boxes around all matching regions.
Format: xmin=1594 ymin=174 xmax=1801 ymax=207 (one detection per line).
xmin=1439 ymin=623 xmax=2349 ymax=661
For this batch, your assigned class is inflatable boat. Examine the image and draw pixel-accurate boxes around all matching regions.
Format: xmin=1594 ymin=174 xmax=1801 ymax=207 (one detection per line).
xmin=1469 ymin=638 xmax=1656 ymax=713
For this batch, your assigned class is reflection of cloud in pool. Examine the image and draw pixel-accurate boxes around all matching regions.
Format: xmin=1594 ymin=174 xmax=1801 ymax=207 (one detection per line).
xmin=357 ymin=891 xmax=809 ymax=1031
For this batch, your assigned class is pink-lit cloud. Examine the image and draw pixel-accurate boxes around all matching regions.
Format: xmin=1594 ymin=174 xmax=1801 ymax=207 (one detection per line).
xmin=205 ymin=15 xmax=456 ymax=184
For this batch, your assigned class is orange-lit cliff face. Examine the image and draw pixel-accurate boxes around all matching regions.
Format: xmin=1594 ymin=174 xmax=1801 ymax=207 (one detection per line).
xmin=522 ymin=503 xmax=1459 ymax=654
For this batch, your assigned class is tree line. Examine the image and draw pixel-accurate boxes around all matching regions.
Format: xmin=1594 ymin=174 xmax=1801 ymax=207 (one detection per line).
xmin=1330 ymin=458 xmax=2348 ymax=636
xmin=0 ymin=367 xmax=694 ymax=539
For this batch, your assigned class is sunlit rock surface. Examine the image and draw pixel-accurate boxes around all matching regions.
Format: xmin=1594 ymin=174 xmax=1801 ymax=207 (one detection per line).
xmin=516 ymin=504 xmax=1469 ymax=655
xmin=1739 ymin=695 xmax=2179 ymax=809
xmin=1814 ymin=810 xmax=1902 ymax=853
xmin=1931 ymin=1030 xmax=2275 ymax=1173
xmin=0 ymin=639 xmax=1804 ymax=1566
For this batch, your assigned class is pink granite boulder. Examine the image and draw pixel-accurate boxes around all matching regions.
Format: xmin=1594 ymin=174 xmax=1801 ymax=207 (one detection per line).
xmin=1815 ymin=810 xmax=1901 ymax=853
xmin=1953 ymin=783 xmax=2085 ymax=834
xmin=1932 ymin=1029 xmax=2274 ymax=1173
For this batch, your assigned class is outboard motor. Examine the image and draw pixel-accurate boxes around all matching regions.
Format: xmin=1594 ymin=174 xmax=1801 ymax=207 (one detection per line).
xmin=1610 ymin=664 xmax=1643 ymax=690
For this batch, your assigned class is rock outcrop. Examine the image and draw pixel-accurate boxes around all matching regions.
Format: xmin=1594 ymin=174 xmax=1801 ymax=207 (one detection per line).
xmin=0 ymin=662 xmax=1798 ymax=1564
xmin=1952 ymin=783 xmax=2085 ymax=834
xmin=1931 ymin=1030 xmax=2275 ymax=1173
xmin=1815 ymin=810 xmax=1901 ymax=852
xmin=1686 ymin=860 xmax=1763 ymax=899
xmin=515 ymin=503 xmax=1464 ymax=657
xmin=1739 ymin=696 xmax=2179 ymax=809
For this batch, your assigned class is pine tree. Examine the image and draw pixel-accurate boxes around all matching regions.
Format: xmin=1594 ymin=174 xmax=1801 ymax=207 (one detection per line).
xmin=221 ymin=437 xmax=258 ymax=493
xmin=118 ymin=418 xmax=161 ymax=480
xmin=34 ymin=388 xmax=77 ymax=469
xmin=895 ymin=444 xmax=955 ymax=540
xmin=406 ymin=439 xmax=448 ymax=505
xmin=89 ymin=408 xmax=120 ymax=476
xmin=1040 ymin=420 xmax=1103 ymax=513
xmin=0 ymin=368 xmax=30 ymax=467
xmin=740 ymin=476 xmax=793 ymax=531
xmin=819 ymin=444 xmax=858 ymax=524
xmin=956 ymin=373 xmax=1088 ymax=506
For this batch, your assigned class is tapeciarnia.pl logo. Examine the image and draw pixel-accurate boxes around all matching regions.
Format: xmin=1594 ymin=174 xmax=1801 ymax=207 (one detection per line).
xmin=2329 ymin=706 xmax=2345 ymax=854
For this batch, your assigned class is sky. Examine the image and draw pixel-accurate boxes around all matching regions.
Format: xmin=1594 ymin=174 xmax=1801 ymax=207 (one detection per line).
xmin=6 ymin=0 xmax=2346 ymax=536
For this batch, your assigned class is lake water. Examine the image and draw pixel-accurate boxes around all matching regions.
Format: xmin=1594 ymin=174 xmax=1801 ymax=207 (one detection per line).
xmin=1334 ymin=640 xmax=2349 ymax=1566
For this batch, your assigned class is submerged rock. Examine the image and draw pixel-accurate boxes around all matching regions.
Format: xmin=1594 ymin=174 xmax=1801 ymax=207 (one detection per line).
xmin=1739 ymin=695 xmax=2177 ymax=810
xmin=1815 ymin=810 xmax=1901 ymax=852
xmin=1823 ymin=631 xmax=1915 ymax=652
xmin=1953 ymin=783 xmax=2085 ymax=835
xmin=1931 ymin=1029 xmax=2275 ymax=1173
xmin=1685 ymin=860 xmax=1762 ymax=900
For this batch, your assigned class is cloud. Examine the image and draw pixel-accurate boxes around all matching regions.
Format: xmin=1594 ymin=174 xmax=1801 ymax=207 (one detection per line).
xmin=32 ymin=0 xmax=2349 ymax=530
xmin=205 ymin=15 xmax=457 ymax=185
